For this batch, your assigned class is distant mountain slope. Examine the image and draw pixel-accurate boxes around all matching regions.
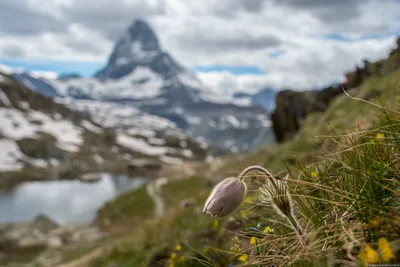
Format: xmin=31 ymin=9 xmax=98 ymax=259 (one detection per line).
xmin=0 ymin=72 xmax=208 ymax=185
xmin=12 ymin=72 xmax=60 ymax=98
xmin=233 ymin=87 xmax=276 ymax=112
xmin=12 ymin=20 xmax=274 ymax=152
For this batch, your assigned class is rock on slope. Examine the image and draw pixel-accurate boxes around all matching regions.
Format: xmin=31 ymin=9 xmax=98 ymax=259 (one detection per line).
xmin=13 ymin=20 xmax=273 ymax=152
xmin=0 ymin=71 xmax=207 ymax=184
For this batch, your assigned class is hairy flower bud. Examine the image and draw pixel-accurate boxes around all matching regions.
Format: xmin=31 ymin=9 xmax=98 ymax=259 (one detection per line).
xmin=203 ymin=177 xmax=247 ymax=218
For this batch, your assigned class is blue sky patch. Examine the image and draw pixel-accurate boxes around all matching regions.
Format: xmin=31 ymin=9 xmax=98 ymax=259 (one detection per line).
xmin=0 ymin=58 xmax=268 ymax=77
xmin=193 ymin=65 xmax=266 ymax=75
xmin=324 ymin=28 xmax=400 ymax=42
xmin=268 ymin=49 xmax=286 ymax=58
xmin=0 ymin=58 xmax=105 ymax=76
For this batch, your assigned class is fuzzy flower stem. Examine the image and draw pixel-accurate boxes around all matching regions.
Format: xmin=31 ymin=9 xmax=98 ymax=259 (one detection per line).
xmin=238 ymin=165 xmax=275 ymax=182
xmin=287 ymin=212 xmax=303 ymax=237
xmin=238 ymin=165 xmax=280 ymax=190
xmin=239 ymin=165 xmax=305 ymax=243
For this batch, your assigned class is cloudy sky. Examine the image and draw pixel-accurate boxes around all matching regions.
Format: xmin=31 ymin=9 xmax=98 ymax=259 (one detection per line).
xmin=0 ymin=0 xmax=399 ymax=93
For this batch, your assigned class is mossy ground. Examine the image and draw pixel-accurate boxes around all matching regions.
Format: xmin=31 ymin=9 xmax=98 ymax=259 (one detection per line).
xmin=96 ymin=185 xmax=155 ymax=232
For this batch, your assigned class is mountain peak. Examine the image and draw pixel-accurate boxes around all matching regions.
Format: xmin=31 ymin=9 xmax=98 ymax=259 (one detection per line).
xmin=126 ymin=19 xmax=160 ymax=52
xmin=94 ymin=19 xmax=187 ymax=80
xmin=95 ymin=19 xmax=163 ymax=79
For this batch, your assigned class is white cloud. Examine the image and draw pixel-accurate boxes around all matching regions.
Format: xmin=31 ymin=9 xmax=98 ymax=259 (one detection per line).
xmin=257 ymin=36 xmax=397 ymax=89
xmin=0 ymin=0 xmax=399 ymax=91
xmin=198 ymin=37 xmax=397 ymax=92
xmin=29 ymin=70 xmax=59 ymax=79
xmin=198 ymin=72 xmax=271 ymax=94
xmin=0 ymin=64 xmax=14 ymax=74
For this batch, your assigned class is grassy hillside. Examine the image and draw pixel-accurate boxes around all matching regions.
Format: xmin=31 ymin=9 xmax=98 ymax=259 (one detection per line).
xmin=27 ymin=62 xmax=393 ymax=267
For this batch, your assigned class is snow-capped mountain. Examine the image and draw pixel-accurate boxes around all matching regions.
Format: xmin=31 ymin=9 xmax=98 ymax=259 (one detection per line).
xmin=12 ymin=20 xmax=274 ymax=152
xmin=95 ymin=19 xmax=181 ymax=81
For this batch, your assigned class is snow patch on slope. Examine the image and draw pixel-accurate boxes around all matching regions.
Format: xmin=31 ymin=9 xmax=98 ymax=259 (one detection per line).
xmin=0 ymin=73 xmax=10 ymax=84
xmin=0 ymin=139 xmax=24 ymax=171
xmin=48 ymin=66 xmax=163 ymax=100
xmin=58 ymin=98 xmax=176 ymax=130
xmin=0 ymin=108 xmax=83 ymax=152
xmin=160 ymin=155 xmax=183 ymax=164
xmin=117 ymin=133 xmax=170 ymax=156
xmin=81 ymin=120 xmax=103 ymax=134
xmin=21 ymin=78 xmax=36 ymax=90
xmin=0 ymin=89 xmax=11 ymax=107
xmin=0 ymin=139 xmax=60 ymax=171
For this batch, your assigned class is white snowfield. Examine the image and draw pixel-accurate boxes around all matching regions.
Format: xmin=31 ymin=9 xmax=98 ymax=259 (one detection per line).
xmin=0 ymin=139 xmax=24 ymax=171
xmin=47 ymin=66 xmax=164 ymax=100
xmin=0 ymin=97 xmax=205 ymax=171
xmin=117 ymin=133 xmax=170 ymax=156
xmin=0 ymin=73 xmax=11 ymax=85
xmin=57 ymin=98 xmax=176 ymax=131
xmin=0 ymin=90 xmax=11 ymax=107
xmin=0 ymin=139 xmax=60 ymax=171
xmin=81 ymin=120 xmax=103 ymax=134
xmin=58 ymin=99 xmax=203 ymax=160
xmin=0 ymin=108 xmax=84 ymax=153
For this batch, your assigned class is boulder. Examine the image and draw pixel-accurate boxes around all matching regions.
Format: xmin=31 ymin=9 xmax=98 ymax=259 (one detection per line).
xmin=48 ymin=224 xmax=103 ymax=244
xmin=46 ymin=236 xmax=63 ymax=249
xmin=30 ymin=214 xmax=59 ymax=233
xmin=0 ymin=215 xmax=102 ymax=252
xmin=79 ymin=172 xmax=102 ymax=182
xmin=17 ymin=230 xmax=46 ymax=248
xmin=0 ymin=214 xmax=58 ymax=248
xmin=127 ymin=159 xmax=161 ymax=171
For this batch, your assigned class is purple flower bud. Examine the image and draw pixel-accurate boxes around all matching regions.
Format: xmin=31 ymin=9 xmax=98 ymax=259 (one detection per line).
xmin=203 ymin=177 xmax=247 ymax=218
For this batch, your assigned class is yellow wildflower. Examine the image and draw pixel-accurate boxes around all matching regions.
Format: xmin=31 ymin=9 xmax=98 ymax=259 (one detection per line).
xmin=231 ymin=244 xmax=241 ymax=252
xmin=359 ymin=244 xmax=379 ymax=264
xmin=250 ymin=236 xmax=257 ymax=245
xmin=264 ymin=226 xmax=273 ymax=234
xmin=179 ymin=256 xmax=185 ymax=261
xmin=376 ymin=133 xmax=384 ymax=139
xmin=238 ymin=254 xmax=248 ymax=262
xmin=212 ymin=219 xmax=219 ymax=229
xmin=175 ymin=244 xmax=182 ymax=251
xmin=378 ymin=238 xmax=396 ymax=262
xmin=369 ymin=216 xmax=382 ymax=229
xmin=170 ymin=253 xmax=177 ymax=260
xmin=245 ymin=196 xmax=252 ymax=203
xmin=203 ymin=247 xmax=209 ymax=254
xmin=311 ymin=171 xmax=318 ymax=177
